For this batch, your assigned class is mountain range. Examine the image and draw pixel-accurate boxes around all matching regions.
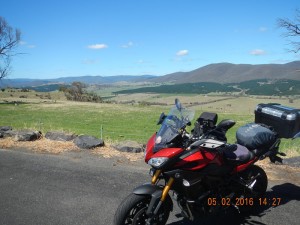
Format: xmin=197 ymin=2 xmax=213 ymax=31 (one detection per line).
xmin=148 ymin=61 xmax=300 ymax=84
xmin=1 ymin=61 xmax=300 ymax=88
xmin=0 ymin=75 xmax=156 ymax=88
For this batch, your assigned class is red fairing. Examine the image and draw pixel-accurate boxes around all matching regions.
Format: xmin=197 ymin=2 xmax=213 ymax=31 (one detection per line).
xmin=152 ymin=147 xmax=184 ymax=159
xmin=144 ymin=133 xmax=184 ymax=163
xmin=234 ymin=158 xmax=257 ymax=173
xmin=175 ymin=148 xmax=220 ymax=171
xmin=145 ymin=133 xmax=156 ymax=163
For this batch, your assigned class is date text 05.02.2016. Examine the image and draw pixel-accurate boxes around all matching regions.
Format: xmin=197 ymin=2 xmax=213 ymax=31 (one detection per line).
xmin=207 ymin=197 xmax=282 ymax=206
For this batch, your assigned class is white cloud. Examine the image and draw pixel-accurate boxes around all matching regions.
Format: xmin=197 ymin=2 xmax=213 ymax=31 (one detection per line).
xmin=27 ymin=45 xmax=36 ymax=48
xmin=176 ymin=49 xmax=189 ymax=56
xmin=250 ymin=49 xmax=266 ymax=56
xmin=122 ymin=41 xmax=133 ymax=48
xmin=88 ymin=44 xmax=108 ymax=49
xmin=259 ymin=27 xmax=267 ymax=32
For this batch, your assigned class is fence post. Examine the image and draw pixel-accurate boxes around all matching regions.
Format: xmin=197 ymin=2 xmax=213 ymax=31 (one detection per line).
xmin=38 ymin=119 xmax=43 ymax=131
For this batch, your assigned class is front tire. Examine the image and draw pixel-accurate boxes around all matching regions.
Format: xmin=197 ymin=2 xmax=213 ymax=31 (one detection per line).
xmin=114 ymin=193 xmax=171 ymax=225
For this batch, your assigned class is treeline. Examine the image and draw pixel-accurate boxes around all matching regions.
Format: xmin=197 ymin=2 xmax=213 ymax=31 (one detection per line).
xmin=59 ymin=82 xmax=102 ymax=102
xmin=24 ymin=84 xmax=63 ymax=92
xmin=114 ymin=82 xmax=236 ymax=95
xmin=237 ymin=79 xmax=300 ymax=95
xmin=114 ymin=79 xmax=300 ymax=96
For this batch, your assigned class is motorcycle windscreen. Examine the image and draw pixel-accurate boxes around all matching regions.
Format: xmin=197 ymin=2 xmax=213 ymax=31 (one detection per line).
xmin=154 ymin=106 xmax=195 ymax=152
xmin=154 ymin=120 xmax=179 ymax=152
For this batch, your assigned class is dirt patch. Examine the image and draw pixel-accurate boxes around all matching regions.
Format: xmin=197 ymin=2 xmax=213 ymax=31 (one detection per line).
xmin=257 ymin=159 xmax=300 ymax=186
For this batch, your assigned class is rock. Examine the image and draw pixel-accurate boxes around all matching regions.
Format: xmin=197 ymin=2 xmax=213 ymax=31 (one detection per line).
xmin=45 ymin=131 xmax=77 ymax=141
xmin=2 ymin=130 xmax=17 ymax=138
xmin=113 ymin=140 xmax=144 ymax=153
xmin=0 ymin=126 xmax=12 ymax=132
xmin=15 ymin=130 xmax=42 ymax=141
xmin=73 ymin=135 xmax=104 ymax=149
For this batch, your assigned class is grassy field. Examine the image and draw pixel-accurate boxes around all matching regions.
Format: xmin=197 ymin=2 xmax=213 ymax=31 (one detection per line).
xmin=0 ymin=101 xmax=168 ymax=142
xmin=0 ymin=90 xmax=299 ymax=155
xmin=0 ymin=101 xmax=255 ymax=145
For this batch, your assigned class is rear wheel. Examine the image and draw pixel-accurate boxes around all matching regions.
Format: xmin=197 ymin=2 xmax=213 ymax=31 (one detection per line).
xmin=114 ymin=193 xmax=171 ymax=225
xmin=238 ymin=165 xmax=268 ymax=212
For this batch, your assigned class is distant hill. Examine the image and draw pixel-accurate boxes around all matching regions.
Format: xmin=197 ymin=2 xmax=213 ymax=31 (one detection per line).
xmin=1 ymin=61 xmax=300 ymax=92
xmin=0 ymin=75 xmax=156 ymax=88
xmin=114 ymin=79 xmax=300 ymax=96
xmin=148 ymin=61 xmax=300 ymax=84
xmin=50 ymin=75 xmax=156 ymax=84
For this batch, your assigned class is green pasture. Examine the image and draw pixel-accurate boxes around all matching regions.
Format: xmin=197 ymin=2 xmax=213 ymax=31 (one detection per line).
xmin=0 ymin=101 xmax=299 ymax=155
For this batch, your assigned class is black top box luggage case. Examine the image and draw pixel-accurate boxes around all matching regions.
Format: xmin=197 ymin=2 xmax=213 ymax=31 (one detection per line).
xmin=255 ymin=103 xmax=300 ymax=138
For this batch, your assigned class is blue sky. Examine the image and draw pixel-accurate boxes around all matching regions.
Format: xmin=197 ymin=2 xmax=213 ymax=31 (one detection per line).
xmin=1 ymin=0 xmax=300 ymax=79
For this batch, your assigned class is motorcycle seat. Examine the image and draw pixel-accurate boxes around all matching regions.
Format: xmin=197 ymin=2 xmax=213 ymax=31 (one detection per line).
xmin=222 ymin=144 xmax=254 ymax=164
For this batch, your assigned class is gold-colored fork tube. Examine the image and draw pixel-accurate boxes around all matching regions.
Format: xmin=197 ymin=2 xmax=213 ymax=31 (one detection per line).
xmin=161 ymin=177 xmax=175 ymax=202
xmin=151 ymin=170 xmax=161 ymax=184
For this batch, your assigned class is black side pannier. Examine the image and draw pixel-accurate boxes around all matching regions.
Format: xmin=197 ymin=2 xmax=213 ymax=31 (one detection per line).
xmin=236 ymin=123 xmax=277 ymax=150
xmin=255 ymin=103 xmax=300 ymax=138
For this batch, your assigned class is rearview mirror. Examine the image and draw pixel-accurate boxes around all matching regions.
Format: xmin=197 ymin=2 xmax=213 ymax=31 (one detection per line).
xmin=157 ymin=112 xmax=166 ymax=125
xmin=175 ymin=98 xmax=182 ymax=111
xmin=292 ymin=132 xmax=300 ymax=140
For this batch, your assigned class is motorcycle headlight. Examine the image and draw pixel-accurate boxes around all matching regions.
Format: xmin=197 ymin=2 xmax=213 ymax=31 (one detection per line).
xmin=148 ymin=157 xmax=168 ymax=167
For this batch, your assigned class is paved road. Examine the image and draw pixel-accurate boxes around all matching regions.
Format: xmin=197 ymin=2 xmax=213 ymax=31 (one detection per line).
xmin=0 ymin=148 xmax=299 ymax=225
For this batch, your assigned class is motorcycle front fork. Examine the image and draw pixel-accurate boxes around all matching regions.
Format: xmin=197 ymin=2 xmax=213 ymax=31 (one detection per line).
xmin=146 ymin=170 xmax=174 ymax=224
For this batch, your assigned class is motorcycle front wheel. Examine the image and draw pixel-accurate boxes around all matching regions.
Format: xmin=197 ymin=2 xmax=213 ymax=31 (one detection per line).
xmin=114 ymin=193 xmax=171 ymax=225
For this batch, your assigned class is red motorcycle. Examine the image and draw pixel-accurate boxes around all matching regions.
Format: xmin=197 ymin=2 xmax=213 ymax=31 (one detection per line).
xmin=114 ymin=99 xmax=291 ymax=225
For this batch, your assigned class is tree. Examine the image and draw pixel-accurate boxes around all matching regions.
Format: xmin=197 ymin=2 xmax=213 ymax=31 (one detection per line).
xmin=278 ymin=9 xmax=300 ymax=53
xmin=0 ymin=16 xmax=21 ymax=79
xmin=60 ymin=82 xmax=102 ymax=102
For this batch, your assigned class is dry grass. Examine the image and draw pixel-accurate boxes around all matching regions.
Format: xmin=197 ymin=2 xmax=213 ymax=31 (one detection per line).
xmin=90 ymin=139 xmax=144 ymax=162
xmin=0 ymin=137 xmax=80 ymax=154
xmin=92 ymin=146 xmax=144 ymax=162
xmin=0 ymin=137 xmax=144 ymax=161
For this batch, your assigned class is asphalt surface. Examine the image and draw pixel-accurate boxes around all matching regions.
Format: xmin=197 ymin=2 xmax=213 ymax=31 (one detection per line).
xmin=0 ymin=148 xmax=299 ymax=225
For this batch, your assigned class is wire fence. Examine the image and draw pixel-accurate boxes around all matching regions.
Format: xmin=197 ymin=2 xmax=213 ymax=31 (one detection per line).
xmin=0 ymin=111 xmax=159 ymax=143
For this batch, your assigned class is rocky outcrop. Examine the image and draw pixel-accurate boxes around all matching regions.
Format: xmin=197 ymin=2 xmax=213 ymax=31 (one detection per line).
xmin=0 ymin=126 xmax=41 ymax=141
xmin=0 ymin=126 xmax=12 ymax=132
xmin=45 ymin=131 xmax=77 ymax=141
xmin=113 ymin=140 xmax=144 ymax=153
xmin=15 ymin=130 xmax=42 ymax=141
xmin=0 ymin=126 xmax=13 ymax=138
xmin=0 ymin=126 xmax=107 ymax=150
xmin=73 ymin=135 xmax=104 ymax=149
xmin=3 ymin=130 xmax=18 ymax=138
